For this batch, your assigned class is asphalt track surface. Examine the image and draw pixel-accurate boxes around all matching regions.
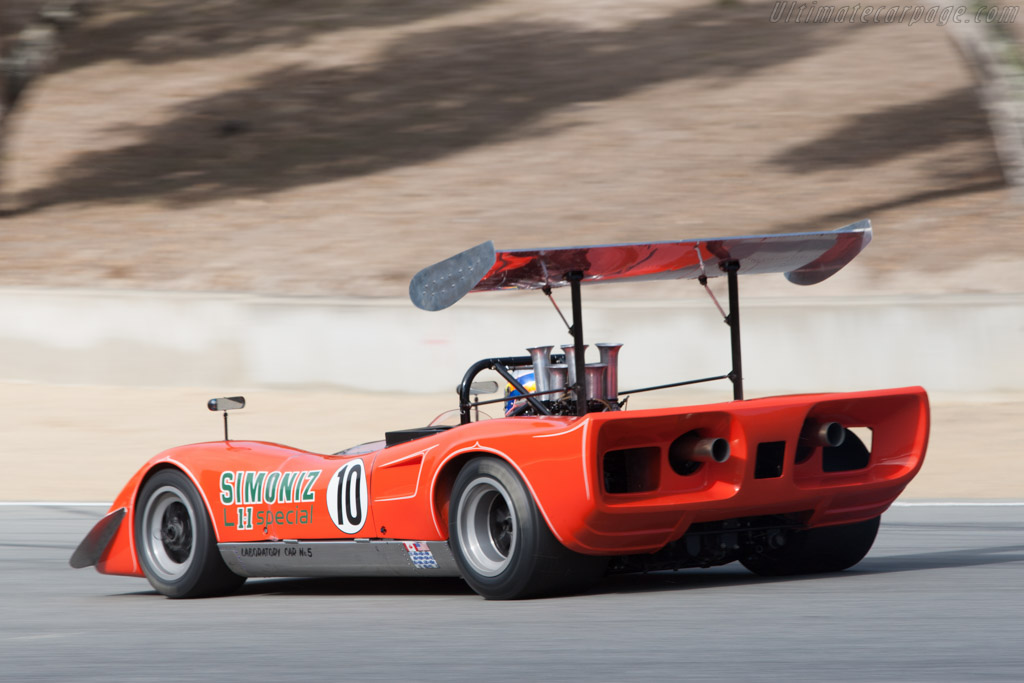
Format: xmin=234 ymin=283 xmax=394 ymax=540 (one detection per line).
xmin=1 ymin=505 xmax=1021 ymax=682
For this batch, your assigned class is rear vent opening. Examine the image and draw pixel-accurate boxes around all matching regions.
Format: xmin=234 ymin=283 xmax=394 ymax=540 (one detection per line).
xmin=848 ymin=426 xmax=873 ymax=452
xmin=822 ymin=427 xmax=872 ymax=472
xmin=603 ymin=447 xmax=660 ymax=494
xmin=754 ymin=441 xmax=786 ymax=479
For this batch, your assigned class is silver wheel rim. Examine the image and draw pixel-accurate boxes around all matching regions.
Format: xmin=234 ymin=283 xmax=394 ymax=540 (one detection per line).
xmin=140 ymin=485 xmax=197 ymax=582
xmin=456 ymin=476 xmax=518 ymax=577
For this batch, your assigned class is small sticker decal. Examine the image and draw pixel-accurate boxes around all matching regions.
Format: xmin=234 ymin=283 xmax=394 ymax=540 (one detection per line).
xmin=404 ymin=541 xmax=439 ymax=569
xmin=326 ymin=459 xmax=368 ymax=534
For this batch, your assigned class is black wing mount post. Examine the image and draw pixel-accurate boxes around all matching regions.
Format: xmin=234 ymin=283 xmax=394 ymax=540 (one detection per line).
xmin=567 ymin=271 xmax=588 ymax=416
xmin=723 ymin=260 xmax=744 ymax=401
xmin=410 ymin=220 xmax=872 ymax=416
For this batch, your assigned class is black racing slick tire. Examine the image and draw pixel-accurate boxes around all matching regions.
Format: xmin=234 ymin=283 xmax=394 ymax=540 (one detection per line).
xmin=448 ymin=457 xmax=605 ymax=600
xmin=134 ymin=469 xmax=245 ymax=598
xmin=740 ymin=516 xmax=881 ymax=577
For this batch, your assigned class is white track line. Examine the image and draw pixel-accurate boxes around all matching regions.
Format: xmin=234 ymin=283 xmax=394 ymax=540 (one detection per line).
xmin=892 ymin=501 xmax=1024 ymax=507
xmin=0 ymin=502 xmax=110 ymax=507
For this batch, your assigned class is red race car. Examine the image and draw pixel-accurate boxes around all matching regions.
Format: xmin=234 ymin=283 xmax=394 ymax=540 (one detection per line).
xmin=71 ymin=220 xmax=929 ymax=599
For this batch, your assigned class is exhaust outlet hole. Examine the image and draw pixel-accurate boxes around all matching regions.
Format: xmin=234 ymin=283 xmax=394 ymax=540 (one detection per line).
xmin=822 ymin=427 xmax=872 ymax=472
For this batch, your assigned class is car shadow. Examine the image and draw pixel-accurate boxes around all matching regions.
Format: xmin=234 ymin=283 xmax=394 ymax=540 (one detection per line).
xmin=593 ymin=543 xmax=1024 ymax=596
xmin=237 ymin=575 xmax=473 ymax=597
xmin=857 ymin=544 xmax=1024 ymax=574
xmin=103 ymin=543 xmax=1024 ymax=600
xmin=105 ymin=575 xmax=472 ymax=599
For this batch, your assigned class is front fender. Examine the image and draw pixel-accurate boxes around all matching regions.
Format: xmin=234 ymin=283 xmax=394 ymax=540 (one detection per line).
xmin=88 ymin=440 xmax=319 ymax=576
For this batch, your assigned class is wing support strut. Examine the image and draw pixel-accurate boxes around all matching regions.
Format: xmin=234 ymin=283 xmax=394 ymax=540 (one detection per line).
xmin=724 ymin=260 xmax=744 ymax=401
xmin=568 ymin=271 xmax=587 ymax=416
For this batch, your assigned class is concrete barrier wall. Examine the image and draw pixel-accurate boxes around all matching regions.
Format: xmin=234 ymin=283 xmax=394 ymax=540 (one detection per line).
xmin=1 ymin=288 xmax=1020 ymax=395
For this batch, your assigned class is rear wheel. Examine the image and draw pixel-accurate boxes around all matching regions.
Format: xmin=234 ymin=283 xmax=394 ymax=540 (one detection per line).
xmin=740 ymin=516 xmax=880 ymax=577
xmin=135 ymin=469 xmax=245 ymax=598
xmin=449 ymin=457 xmax=605 ymax=599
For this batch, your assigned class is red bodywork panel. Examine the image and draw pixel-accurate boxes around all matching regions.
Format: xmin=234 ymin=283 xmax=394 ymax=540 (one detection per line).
xmin=96 ymin=386 xmax=928 ymax=577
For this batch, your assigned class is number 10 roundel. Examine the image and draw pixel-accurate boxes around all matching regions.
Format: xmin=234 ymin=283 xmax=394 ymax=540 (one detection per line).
xmin=326 ymin=459 xmax=368 ymax=534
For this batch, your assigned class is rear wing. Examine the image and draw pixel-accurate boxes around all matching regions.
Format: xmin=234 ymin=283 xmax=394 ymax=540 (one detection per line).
xmin=410 ymin=220 xmax=871 ymax=312
xmin=409 ymin=220 xmax=872 ymax=415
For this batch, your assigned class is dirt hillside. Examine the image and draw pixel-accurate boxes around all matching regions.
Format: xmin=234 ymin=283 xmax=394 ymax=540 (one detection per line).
xmin=2 ymin=0 xmax=1022 ymax=297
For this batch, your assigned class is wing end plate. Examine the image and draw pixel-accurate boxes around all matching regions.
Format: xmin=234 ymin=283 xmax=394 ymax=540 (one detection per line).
xmin=784 ymin=219 xmax=872 ymax=286
xmin=409 ymin=241 xmax=497 ymax=311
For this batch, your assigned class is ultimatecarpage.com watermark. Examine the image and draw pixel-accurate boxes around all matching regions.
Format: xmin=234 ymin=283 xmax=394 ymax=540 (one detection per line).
xmin=770 ymin=2 xmax=1019 ymax=24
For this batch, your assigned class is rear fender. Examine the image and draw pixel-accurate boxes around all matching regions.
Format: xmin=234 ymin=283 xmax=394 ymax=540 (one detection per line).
xmin=428 ymin=421 xmax=596 ymax=547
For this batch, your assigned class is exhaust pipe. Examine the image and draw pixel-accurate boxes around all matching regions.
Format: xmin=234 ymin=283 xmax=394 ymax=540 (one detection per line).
xmin=801 ymin=421 xmax=846 ymax=448
xmin=669 ymin=431 xmax=731 ymax=474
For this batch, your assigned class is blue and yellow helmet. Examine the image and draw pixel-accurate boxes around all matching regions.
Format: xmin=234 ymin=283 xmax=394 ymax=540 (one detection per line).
xmin=504 ymin=372 xmax=536 ymax=415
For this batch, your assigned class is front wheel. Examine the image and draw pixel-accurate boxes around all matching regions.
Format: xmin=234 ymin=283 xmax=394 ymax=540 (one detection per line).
xmin=135 ymin=469 xmax=245 ymax=598
xmin=740 ymin=516 xmax=881 ymax=577
xmin=448 ymin=457 xmax=605 ymax=599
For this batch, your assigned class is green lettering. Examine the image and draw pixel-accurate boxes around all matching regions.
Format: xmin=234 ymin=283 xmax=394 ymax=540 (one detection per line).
xmin=265 ymin=472 xmax=280 ymax=503
xmin=236 ymin=506 xmax=251 ymax=530
xmin=220 ymin=472 xmax=234 ymax=505
xmin=279 ymin=471 xmax=298 ymax=503
xmin=243 ymin=471 xmax=266 ymax=504
xmin=301 ymin=470 xmax=321 ymax=502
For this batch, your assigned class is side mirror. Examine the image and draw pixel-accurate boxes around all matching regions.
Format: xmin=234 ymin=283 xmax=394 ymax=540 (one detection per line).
xmin=208 ymin=396 xmax=245 ymax=411
xmin=469 ymin=381 xmax=499 ymax=396
xmin=208 ymin=396 xmax=245 ymax=440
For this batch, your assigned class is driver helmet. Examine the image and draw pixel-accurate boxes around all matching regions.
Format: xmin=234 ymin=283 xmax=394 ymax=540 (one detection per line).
xmin=504 ymin=372 xmax=536 ymax=415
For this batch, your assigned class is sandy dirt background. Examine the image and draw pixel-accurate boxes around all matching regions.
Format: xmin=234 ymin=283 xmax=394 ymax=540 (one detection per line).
xmin=0 ymin=1 xmax=1021 ymax=500
xmin=2 ymin=0 xmax=1023 ymax=297
xmin=2 ymin=382 xmax=1019 ymax=501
